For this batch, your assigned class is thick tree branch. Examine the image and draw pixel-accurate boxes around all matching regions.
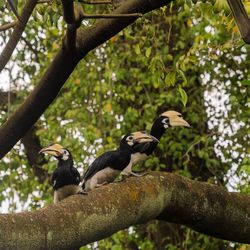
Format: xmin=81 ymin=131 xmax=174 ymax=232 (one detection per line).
xmin=76 ymin=0 xmax=165 ymax=55
xmin=0 ymin=0 xmax=170 ymax=158
xmin=0 ymin=172 xmax=249 ymax=250
xmin=61 ymin=0 xmax=79 ymax=24
xmin=0 ymin=0 xmax=38 ymax=73
xmin=61 ymin=1 xmax=83 ymax=50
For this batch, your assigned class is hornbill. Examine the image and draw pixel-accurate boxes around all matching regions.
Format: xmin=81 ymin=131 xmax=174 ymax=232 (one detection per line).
xmin=125 ymin=110 xmax=191 ymax=168
xmin=82 ymin=131 xmax=158 ymax=191
xmin=39 ymin=143 xmax=82 ymax=203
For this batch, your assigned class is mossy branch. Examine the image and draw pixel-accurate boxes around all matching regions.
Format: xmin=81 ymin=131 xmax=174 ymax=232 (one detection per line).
xmin=0 ymin=172 xmax=249 ymax=250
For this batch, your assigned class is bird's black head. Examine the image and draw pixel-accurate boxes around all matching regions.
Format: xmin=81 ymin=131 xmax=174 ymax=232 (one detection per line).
xmin=39 ymin=143 xmax=73 ymax=164
xmin=151 ymin=110 xmax=191 ymax=139
xmin=119 ymin=131 xmax=159 ymax=153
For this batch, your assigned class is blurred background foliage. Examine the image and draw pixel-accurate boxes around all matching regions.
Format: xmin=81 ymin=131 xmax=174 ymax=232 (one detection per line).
xmin=0 ymin=0 xmax=249 ymax=249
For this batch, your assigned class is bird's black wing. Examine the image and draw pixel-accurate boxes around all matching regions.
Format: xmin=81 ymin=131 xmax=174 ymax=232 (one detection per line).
xmin=133 ymin=142 xmax=152 ymax=153
xmin=132 ymin=141 xmax=159 ymax=156
xmin=71 ymin=166 xmax=81 ymax=184
xmin=83 ymin=150 xmax=121 ymax=182
xmin=51 ymin=169 xmax=59 ymax=188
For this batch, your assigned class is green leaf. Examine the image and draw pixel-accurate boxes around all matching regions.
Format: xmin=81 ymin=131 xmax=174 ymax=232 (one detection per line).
xmin=177 ymin=69 xmax=188 ymax=86
xmin=165 ymin=71 xmax=176 ymax=86
xmin=135 ymin=44 xmax=141 ymax=55
xmin=178 ymin=87 xmax=188 ymax=107
xmin=145 ymin=47 xmax=152 ymax=57
xmin=241 ymin=79 xmax=250 ymax=86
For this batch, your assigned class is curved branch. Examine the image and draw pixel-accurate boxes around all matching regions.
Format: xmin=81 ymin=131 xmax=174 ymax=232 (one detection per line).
xmin=0 ymin=0 xmax=38 ymax=73
xmin=0 ymin=0 xmax=169 ymax=158
xmin=0 ymin=21 xmax=17 ymax=32
xmin=0 ymin=172 xmax=249 ymax=250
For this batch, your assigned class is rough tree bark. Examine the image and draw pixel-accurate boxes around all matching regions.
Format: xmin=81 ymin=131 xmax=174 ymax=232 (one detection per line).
xmin=0 ymin=0 xmax=171 ymax=158
xmin=0 ymin=172 xmax=249 ymax=250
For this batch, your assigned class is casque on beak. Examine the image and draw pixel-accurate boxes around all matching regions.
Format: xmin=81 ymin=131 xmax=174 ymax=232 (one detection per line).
xmin=39 ymin=143 xmax=64 ymax=157
xmin=160 ymin=110 xmax=191 ymax=128
xmin=133 ymin=131 xmax=159 ymax=144
xmin=170 ymin=116 xmax=191 ymax=127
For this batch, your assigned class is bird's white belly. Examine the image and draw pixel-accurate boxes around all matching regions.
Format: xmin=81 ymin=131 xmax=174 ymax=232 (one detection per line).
xmin=54 ymin=185 xmax=81 ymax=203
xmin=131 ymin=152 xmax=148 ymax=165
xmin=121 ymin=153 xmax=147 ymax=175
xmin=85 ymin=167 xmax=120 ymax=191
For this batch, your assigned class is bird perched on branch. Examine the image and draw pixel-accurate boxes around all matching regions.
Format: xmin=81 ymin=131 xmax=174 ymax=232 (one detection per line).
xmin=127 ymin=110 xmax=191 ymax=167
xmin=40 ymin=143 xmax=82 ymax=203
xmin=82 ymin=131 xmax=158 ymax=191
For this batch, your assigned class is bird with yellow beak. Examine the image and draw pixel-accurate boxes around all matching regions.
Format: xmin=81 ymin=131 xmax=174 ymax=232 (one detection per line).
xmin=122 ymin=110 xmax=191 ymax=170
xmin=82 ymin=131 xmax=158 ymax=191
xmin=39 ymin=143 xmax=83 ymax=203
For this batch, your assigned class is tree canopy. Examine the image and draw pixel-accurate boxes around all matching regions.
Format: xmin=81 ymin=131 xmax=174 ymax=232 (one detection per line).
xmin=0 ymin=0 xmax=249 ymax=249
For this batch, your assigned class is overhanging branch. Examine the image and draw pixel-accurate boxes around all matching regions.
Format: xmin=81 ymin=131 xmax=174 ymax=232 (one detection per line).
xmin=0 ymin=0 xmax=170 ymax=158
xmin=0 ymin=172 xmax=249 ymax=250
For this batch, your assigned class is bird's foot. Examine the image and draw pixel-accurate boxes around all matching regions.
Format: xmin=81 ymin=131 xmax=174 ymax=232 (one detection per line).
xmin=121 ymin=171 xmax=148 ymax=177
xmin=95 ymin=181 xmax=108 ymax=188
xmin=130 ymin=171 xmax=148 ymax=177
xmin=77 ymin=190 xmax=88 ymax=195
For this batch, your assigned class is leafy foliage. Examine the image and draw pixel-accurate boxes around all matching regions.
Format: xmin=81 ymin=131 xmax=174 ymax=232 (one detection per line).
xmin=0 ymin=0 xmax=249 ymax=248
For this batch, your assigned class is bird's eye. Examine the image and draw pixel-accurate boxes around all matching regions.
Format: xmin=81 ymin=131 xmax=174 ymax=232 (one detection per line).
xmin=61 ymin=149 xmax=69 ymax=161
xmin=162 ymin=118 xmax=169 ymax=124
xmin=177 ymin=114 xmax=183 ymax=118
xmin=127 ymin=136 xmax=134 ymax=141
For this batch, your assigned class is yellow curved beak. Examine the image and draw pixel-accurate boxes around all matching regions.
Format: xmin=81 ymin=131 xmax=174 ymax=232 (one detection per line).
xmin=132 ymin=131 xmax=159 ymax=143
xmin=39 ymin=143 xmax=64 ymax=157
xmin=170 ymin=116 xmax=190 ymax=127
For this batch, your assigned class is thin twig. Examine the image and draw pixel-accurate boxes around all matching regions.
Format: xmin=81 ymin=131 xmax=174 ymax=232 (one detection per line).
xmin=82 ymin=13 xmax=143 ymax=18
xmin=78 ymin=0 xmax=112 ymax=4
xmin=7 ymin=0 xmax=20 ymax=19
xmin=183 ymin=131 xmax=220 ymax=161
xmin=21 ymin=36 xmax=40 ymax=63
xmin=0 ymin=21 xmax=17 ymax=32
xmin=37 ymin=0 xmax=52 ymax=3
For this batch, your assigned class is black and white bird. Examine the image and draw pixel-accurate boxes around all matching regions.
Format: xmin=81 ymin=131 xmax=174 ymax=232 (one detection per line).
xmin=39 ymin=143 xmax=82 ymax=203
xmin=82 ymin=131 xmax=158 ymax=191
xmin=128 ymin=110 xmax=191 ymax=167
